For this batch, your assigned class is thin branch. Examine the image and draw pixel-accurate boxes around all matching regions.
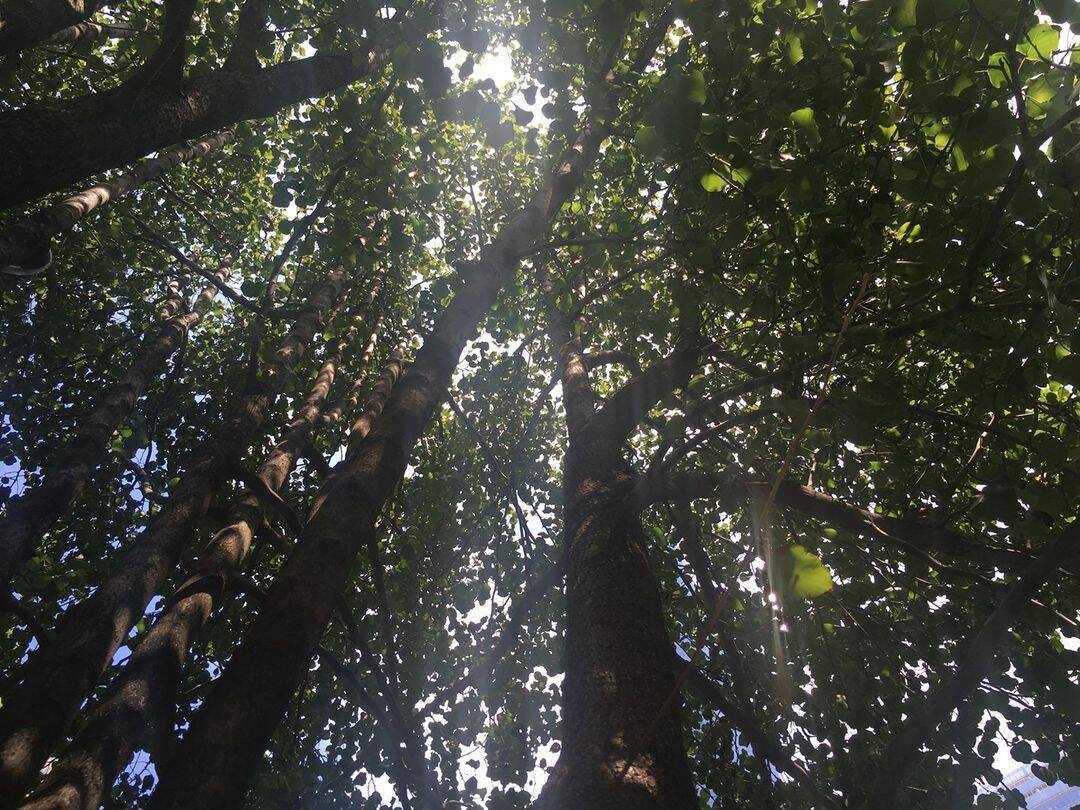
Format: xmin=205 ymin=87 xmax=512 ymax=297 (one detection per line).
xmin=958 ymin=103 xmax=1080 ymax=303
xmin=682 ymin=663 xmax=838 ymax=807
xmin=128 ymin=213 xmax=263 ymax=314
xmin=634 ymin=470 xmax=1035 ymax=571
xmin=864 ymin=523 xmax=1079 ymax=808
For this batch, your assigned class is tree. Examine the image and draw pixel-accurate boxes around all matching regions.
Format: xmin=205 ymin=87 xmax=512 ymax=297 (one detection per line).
xmin=1 ymin=0 xmax=1077 ymax=808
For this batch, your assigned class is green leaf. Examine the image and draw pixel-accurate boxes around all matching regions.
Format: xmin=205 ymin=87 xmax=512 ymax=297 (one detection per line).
xmin=790 ymin=107 xmax=821 ymax=145
xmin=634 ymin=125 xmax=663 ymax=158
xmin=788 ymin=545 xmax=835 ymax=598
xmin=1036 ymin=0 xmax=1076 ymax=22
xmin=891 ymin=0 xmax=917 ymax=28
xmin=700 ymin=172 xmax=727 ymax=192
xmin=1025 ymin=75 xmax=1058 ymax=119
xmin=987 ymin=51 xmax=1010 ymax=88
xmin=1018 ymin=23 xmax=1059 ymax=61
xmin=784 ymin=33 xmax=805 ymax=64
xmin=687 ymin=69 xmax=707 ymax=104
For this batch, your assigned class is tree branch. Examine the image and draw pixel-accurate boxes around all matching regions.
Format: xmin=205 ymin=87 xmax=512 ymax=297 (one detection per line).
xmin=582 ymin=348 xmax=641 ymax=374
xmin=131 ymin=0 xmax=198 ymax=91
xmin=634 ymin=470 xmax=1035 ymax=571
xmin=231 ymin=464 xmax=304 ymax=538
xmin=128 ymin=213 xmax=265 ymax=315
xmin=224 ymin=0 xmax=267 ymax=72
xmin=957 ymin=104 xmax=1080 ymax=303
xmin=598 ymin=341 xmax=707 ymax=442
xmin=864 ymin=523 xmax=1078 ymax=808
xmin=682 ymin=662 xmax=838 ymax=807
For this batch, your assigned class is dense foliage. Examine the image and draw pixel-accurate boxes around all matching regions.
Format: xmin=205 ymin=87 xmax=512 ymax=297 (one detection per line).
xmin=0 ymin=0 xmax=1078 ymax=807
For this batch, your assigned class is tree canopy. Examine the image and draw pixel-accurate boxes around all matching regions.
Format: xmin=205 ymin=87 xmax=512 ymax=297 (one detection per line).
xmin=0 ymin=0 xmax=1078 ymax=807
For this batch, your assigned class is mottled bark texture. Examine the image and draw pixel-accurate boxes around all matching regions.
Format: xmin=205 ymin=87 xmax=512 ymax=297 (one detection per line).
xmin=0 ymin=0 xmax=103 ymax=56
xmin=539 ymin=464 xmax=697 ymax=809
xmin=0 ymin=130 xmax=235 ymax=275
xmin=0 ymin=46 xmax=380 ymax=210
xmin=345 ymin=329 xmax=412 ymax=456
xmin=533 ymin=260 xmax=696 ymax=809
xmin=20 ymin=285 xmax=382 ymax=810
xmin=146 ymin=20 xmax=647 ymax=808
xmin=0 ymin=267 xmax=350 ymax=802
xmin=0 ymin=261 xmax=230 ymax=596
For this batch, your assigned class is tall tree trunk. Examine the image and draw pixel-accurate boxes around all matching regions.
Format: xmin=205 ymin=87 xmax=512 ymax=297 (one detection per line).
xmin=533 ymin=269 xmax=696 ymax=809
xmin=0 ymin=0 xmax=103 ymax=56
xmin=0 ymin=261 xmax=230 ymax=595
xmin=146 ymin=16 xmax=666 ymax=807
xmin=0 ymin=47 xmax=382 ymax=210
xmin=0 ymin=265 xmax=352 ymax=802
xmin=18 ymin=285 xmax=382 ymax=810
xmin=1 ymin=130 xmax=235 ymax=275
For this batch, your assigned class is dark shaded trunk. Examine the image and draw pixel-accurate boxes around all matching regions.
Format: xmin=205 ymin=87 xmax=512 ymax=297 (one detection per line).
xmin=0 ymin=262 xmax=230 ymax=595
xmin=1 ymin=130 xmax=235 ymax=275
xmin=0 ymin=47 xmax=380 ymax=210
xmin=145 ymin=19 xmax=653 ymax=806
xmin=0 ymin=0 xmax=103 ymax=56
xmin=19 ymin=287 xmax=381 ymax=810
xmin=533 ymin=267 xmax=696 ymax=809
xmin=542 ymin=458 xmax=697 ymax=809
xmin=0 ymin=267 xmax=349 ymax=802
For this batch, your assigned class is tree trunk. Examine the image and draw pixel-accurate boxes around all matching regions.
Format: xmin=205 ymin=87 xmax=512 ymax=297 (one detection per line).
xmin=1 ymin=130 xmax=235 ymax=275
xmin=18 ymin=286 xmax=382 ymax=810
xmin=0 ymin=261 xmax=230 ymax=596
xmin=0 ymin=266 xmax=351 ymax=802
xmin=533 ymin=268 xmax=696 ymax=809
xmin=540 ymin=457 xmax=698 ymax=809
xmin=145 ymin=19 xmax=655 ymax=807
xmin=0 ymin=0 xmax=103 ymax=56
xmin=0 ymin=47 xmax=381 ymax=210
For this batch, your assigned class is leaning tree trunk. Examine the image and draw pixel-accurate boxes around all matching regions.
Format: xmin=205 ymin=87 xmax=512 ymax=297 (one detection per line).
xmin=532 ymin=267 xmax=697 ymax=809
xmin=0 ymin=265 xmax=353 ymax=802
xmin=0 ymin=47 xmax=382 ymax=210
xmin=0 ymin=129 xmax=235 ymax=275
xmin=19 ymin=283 xmax=383 ymax=810
xmin=0 ymin=260 xmax=230 ymax=596
xmin=145 ymin=15 xmax=668 ymax=808
xmin=0 ymin=0 xmax=103 ymax=56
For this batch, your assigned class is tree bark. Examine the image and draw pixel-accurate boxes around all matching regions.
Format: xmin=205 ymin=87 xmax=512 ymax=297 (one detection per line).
xmin=18 ymin=285 xmax=382 ymax=810
xmin=0 ymin=0 xmax=103 ymax=56
xmin=532 ymin=259 xmax=696 ymax=809
xmin=145 ymin=17 xmax=655 ymax=807
xmin=1 ymin=130 xmax=235 ymax=275
xmin=344 ymin=329 xmax=411 ymax=458
xmin=0 ymin=266 xmax=351 ymax=803
xmin=39 ymin=19 xmax=142 ymax=47
xmin=0 ymin=46 xmax=381 ymax=210
xmin=0 ymin=261 xmax=230 ymax=596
